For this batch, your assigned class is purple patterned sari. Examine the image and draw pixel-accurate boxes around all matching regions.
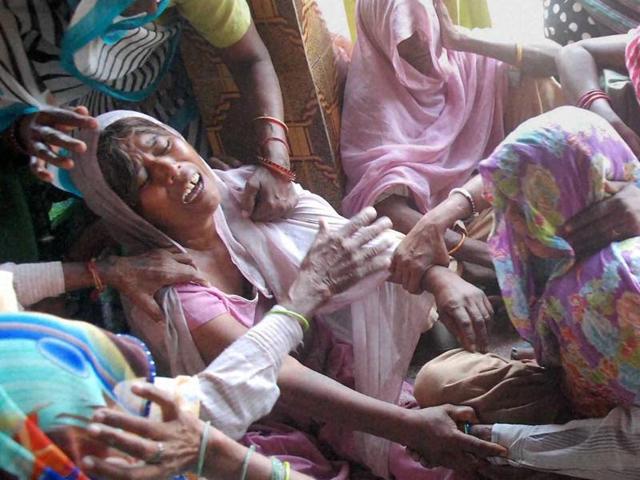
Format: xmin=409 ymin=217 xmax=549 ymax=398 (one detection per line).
xmin=480 ymin=107 xmax=640 ymax=417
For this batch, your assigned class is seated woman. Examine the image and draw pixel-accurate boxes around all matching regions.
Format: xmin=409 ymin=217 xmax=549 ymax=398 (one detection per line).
xmin=398 ymin=107 xmax=640 ymax=479
xmin=340 ymin=0 xmax=561 ymax=236
xmin=66 ymin=110 xmax=505 ymax=480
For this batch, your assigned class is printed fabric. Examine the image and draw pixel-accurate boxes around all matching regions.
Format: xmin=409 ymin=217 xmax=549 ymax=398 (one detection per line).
xmin=0 ymin=312 xmax=154 ymax=479
xmin=479 ymin=106 xmax=640 ymax=417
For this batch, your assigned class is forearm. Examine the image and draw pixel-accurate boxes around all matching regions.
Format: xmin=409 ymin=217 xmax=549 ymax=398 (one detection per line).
xmin=197 ymin=311 xmax=303 ymax=439
xmin=277 ymin=357 xmax=413 ymax=446
xmin=413 ymin=176 xmax=487 ymax=239
xmin=62 ymin=257 xmax=125 ymax=292
xmin=2 ymin=262 xmax=65 ymax=307
xmin=557 ymin=44 xmax=603 ymax=106
xmin=455 ymin=33 xmax=559 ymax=76
xmin=557 ymin=36 xmax=628 ymax=109
xmin=227 ymin=54 xmax=288 ymax=168
xmin=489 ymin=406 xmax=640 ymax=480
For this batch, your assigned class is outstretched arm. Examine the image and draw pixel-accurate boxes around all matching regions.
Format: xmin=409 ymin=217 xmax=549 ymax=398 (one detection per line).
xmin=556 ymin=34 xmax=640 ymax=156
xmin=434 ymin=0 xmax=560 ymax=77
xmin=474 ymin=407 xmax=640 ymax=480
xmin=176 ymin=0 xmax=297 ymax=221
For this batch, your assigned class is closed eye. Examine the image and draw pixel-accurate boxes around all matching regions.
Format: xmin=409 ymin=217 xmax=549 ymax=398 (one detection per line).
xmin=162 ymin=139 xmax=171 ymax=155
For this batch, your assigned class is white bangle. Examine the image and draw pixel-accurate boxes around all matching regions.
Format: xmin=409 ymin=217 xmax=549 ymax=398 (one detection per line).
xmin=448 ymin=188 xmax=479 ymax=218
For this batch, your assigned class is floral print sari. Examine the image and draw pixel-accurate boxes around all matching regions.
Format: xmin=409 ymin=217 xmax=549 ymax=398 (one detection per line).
xmin=480 ymin=106 xmax=640 ymax=417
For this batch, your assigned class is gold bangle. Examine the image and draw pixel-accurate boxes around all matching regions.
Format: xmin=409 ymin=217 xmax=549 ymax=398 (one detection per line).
xmin=447 ymin=230 xmax=467 ymax=256
xmin=515 ymin=43 xmax=524 ymax=69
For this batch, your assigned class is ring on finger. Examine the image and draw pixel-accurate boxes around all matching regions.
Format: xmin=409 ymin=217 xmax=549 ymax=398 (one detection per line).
xmin=146 ymin=442 xmax=165 ymax=464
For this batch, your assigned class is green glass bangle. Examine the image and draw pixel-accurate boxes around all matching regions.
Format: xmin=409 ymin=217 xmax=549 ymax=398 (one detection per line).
xmin=196 ymin=420 xmax=211 ymax=477
xmin=270 ymin=307 xmax=310 ymax=332
xmin=270 ymin=457 xmax=285 ymax=480
xmin=240 ymin=445 xmax=256 ymax=480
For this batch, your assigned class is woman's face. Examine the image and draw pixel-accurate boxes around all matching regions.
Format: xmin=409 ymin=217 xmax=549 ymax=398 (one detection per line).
xmin=120 ymin=129 xmax=221 ymax=234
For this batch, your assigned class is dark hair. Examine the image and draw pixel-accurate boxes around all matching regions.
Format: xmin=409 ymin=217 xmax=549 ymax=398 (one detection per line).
xmin=97 ymin=117 xmax=171 ymax=208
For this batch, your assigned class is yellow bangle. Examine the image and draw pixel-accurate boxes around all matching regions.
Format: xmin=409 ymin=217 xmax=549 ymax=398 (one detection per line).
xmin=270 ymin=307 xmax=310 ymax=331
xmin=515 ymin=42 xmax=524 ymax=69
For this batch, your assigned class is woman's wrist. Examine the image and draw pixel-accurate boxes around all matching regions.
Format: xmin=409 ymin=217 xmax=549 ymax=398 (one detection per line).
xmin=418 ymin=197 xmax=470 ymax=236
xmin=95 ymin=256 xmax=120 ymax=288
xmin=278 ymin=297 xmax=315 ymax=323
xmin=589 ymin=98 xmax=618 ymax=121
xmin=202 ymin=428 xmax=246 ymax=479
xmin=261 ymin=141 xmax=290 ymax=169
xmin=421 ymin=265 xmax=453 ymax=292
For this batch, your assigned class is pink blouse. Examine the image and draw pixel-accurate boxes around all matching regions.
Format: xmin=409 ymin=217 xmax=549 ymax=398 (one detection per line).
xmin=175 ymin=282 xmax=258 ymax=331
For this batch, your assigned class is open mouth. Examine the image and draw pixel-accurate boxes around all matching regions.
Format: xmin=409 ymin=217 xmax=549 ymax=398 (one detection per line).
xmin=182 ymin=172 xmax=204 ymax=204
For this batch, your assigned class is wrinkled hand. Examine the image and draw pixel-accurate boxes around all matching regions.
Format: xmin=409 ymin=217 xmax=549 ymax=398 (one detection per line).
xmin=17 ymin=105 xmax=97 ymax=182
xmin=104 ymin=248 xmax=210 ymax=322
xmin=434 ymin=0 xmax=466 ymax=50
xmin=240 ymin=166 xmax=298 ymax=222
xmin=81 ymin=383 xmax=205 ymax=479
xmin=560 ymin=181 xmax=640 ymax=259
xmin=404 ymin=405 xmax=507 ymax=474
xmin=285 ymin=207 xmax=394 ymax=318
xmin=428 ymin=267 xmax=493 ymax=352
xmin=390 ymin=218 xmax=449 ymax=294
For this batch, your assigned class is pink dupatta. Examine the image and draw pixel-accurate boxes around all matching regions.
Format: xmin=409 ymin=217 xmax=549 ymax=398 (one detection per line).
xmin=341 ymin=0 xmax=508 ymax=215
xmin=70 ymin=111 xmax=435 ymax=478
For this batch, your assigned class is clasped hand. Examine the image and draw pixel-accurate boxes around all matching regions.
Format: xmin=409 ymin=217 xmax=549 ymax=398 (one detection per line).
xmin=405 ymin=405 xmax=506 ymax=475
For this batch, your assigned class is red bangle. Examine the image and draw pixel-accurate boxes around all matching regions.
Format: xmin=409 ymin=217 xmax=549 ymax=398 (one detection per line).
xmin=261 ymin=136 xmax=290 ymax=154
xmin=253 ymin=115 xmax=289 ymax=134
xmin=87 ymin=258 xmax=105 ymax=301
xmin=576 ymin=89 xmax=611 ymax=110
xmin=258 ymin=157 xmax=296 ymax=182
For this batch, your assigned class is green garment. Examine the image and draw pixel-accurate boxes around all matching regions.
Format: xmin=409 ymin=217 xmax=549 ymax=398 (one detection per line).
xmin=444 ymin=0 xmax=491 ymax=28
xmin=343 ymin=0 xmax=491 ymax=41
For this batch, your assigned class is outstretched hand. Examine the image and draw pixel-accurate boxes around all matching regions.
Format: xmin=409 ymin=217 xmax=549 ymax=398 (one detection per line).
xmin=404 ymin=405 xmax=507 ymax=474
xmin=17 ymin=105 xmax=97 ymax=182
xmin=284 ymin=207 xmax=394 ymax=318
xmin=81 ymin=383 xmax=205 ymax=479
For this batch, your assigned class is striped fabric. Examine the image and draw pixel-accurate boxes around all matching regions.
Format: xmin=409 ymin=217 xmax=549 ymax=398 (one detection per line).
xmin=582 ymin=0 xmax=640 ymax=33
xmin=625 ymin=26 xmax=640 ymax=103
xmin=0 ymin=1 xmax=209 ymax=155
